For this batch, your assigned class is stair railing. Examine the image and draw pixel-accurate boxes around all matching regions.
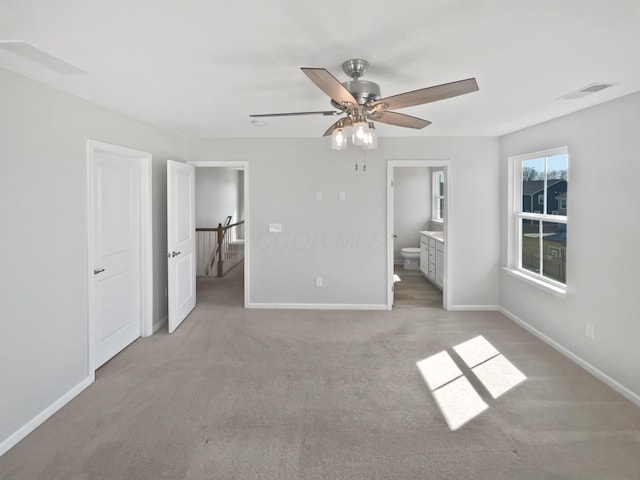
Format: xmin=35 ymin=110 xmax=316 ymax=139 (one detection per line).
xmin=196 ymin=220 xmax=244 ymax=277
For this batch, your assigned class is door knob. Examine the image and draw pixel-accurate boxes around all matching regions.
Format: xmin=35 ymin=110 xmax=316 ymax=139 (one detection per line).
xmin=94 ymin=268 xmax=105 ymax=275
xmin=171 ymin=251 xmax=181 ymax=257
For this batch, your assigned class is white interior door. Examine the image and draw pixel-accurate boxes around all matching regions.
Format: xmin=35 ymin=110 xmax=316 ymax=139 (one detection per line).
xmin=92 ymin=149 xmax=141 ymax=368
xmin=167 ymin=160 xmax=196 ymax=333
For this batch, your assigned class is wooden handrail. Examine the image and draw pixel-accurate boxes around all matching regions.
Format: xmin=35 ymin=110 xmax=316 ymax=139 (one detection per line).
xmin=196 ymin=220 xmax=244 ymax=232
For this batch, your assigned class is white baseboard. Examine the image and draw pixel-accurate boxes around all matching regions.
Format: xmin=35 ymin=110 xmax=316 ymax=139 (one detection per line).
xmin=246 ymin=303 xmax=388 ymax=311
xmin=0 ymin=373 xmax=95 ymax=457
xmin=448 ymin=304 xmax=500 ymax=311
xmin=152 ymin=315 xmax=167 ymax=334
xmin=499 ymin=307 xmax=640 ymax=407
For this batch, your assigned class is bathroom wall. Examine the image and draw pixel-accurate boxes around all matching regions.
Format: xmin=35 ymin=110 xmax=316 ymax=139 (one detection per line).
xmin=393 ymin=166 xmax=432 ymax=262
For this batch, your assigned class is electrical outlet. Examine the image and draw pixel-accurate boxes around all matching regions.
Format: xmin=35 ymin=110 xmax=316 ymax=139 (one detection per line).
xmin=585 ymin=323 xmax=595 ymax=339
xmin=339 ymin=191 xmax=346 ymax=201
xmin=315 ymin=277 xmax=323 ymax=287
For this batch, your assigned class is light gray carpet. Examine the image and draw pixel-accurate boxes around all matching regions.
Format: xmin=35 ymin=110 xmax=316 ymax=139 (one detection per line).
xmin=1 ymin=264 xmax=639 ymax=479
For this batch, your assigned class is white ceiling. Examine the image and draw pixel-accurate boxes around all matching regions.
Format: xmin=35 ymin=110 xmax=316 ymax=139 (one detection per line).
xmin=1 ymin=0 xmax=639 ymax=139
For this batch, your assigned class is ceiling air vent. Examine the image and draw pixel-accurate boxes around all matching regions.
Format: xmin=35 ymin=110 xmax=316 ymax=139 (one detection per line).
xmin=558 ymin=82 xmax=616 ymax=100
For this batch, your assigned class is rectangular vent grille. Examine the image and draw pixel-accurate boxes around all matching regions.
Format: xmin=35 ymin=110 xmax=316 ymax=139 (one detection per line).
xmin=558 ymin=83 xmax=615 ymax=100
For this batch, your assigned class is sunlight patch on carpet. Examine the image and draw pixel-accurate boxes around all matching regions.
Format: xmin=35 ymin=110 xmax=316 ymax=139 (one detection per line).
xmin=417 ymin=335 xmax=526 ymax=430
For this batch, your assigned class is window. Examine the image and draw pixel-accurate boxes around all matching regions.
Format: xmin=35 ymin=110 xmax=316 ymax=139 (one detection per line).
xmin=432 ymin=170 xmax=445 ymax=221
xmin=510 ymin=147 xmax=568 ymax=290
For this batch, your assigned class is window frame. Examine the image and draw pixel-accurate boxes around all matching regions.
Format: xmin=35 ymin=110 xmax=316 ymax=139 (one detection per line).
xmin=507 ymin=147 xmax=568 ymax=295
xmin=432 ymin=170 xmax=445 ymax=222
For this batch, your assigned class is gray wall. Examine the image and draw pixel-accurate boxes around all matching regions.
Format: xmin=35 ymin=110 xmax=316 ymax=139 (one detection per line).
xmin=393 ymin=167 xmax=431 ymax=262
xmin=0 ymin=68 xmax=184 ymax=449
xmin=500 ymin=91 xmax=640 ymax=400
xmin=185 ymin=136 xmax=501 ymax=308
xmin=195 ymin=167 xmax=242 ymax=228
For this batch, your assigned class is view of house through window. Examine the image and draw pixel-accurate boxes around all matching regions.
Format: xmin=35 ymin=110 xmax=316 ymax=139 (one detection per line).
xmin=515 ymin=149 xmax=568 ymax=285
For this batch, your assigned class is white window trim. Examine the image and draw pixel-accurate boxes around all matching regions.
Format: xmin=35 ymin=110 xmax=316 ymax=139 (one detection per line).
xmin=432 ymin=170 xmax=445 ymax=221
xmin=502 ymin=267 xmax=567 ymax=298
xmin=506 ymin=147 xmax=568 ymax=296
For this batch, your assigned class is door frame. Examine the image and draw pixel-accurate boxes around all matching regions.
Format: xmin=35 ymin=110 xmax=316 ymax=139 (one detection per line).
xmin=188 ymin=160 xmax=249 ymax=308
xmin=87 ymin=140 xmax=153 ymax=372
xmin=387 ymin=159 xmax=451 ymax=310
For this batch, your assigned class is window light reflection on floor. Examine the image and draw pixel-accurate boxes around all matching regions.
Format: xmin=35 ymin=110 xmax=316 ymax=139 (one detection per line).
xmin=471 ymin=352 xmax=527 ymax=399
xmin=417 ymin=335 xmax=527 ymax=431
xmin=453 ymin=335 xmax=499 ymax=368
xmin=417 ymin=351 xmax=488 ymax=431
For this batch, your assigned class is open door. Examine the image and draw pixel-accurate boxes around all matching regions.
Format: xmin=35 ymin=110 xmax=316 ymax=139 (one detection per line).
xmin=167 ymin=160 xmax=196 ymax=333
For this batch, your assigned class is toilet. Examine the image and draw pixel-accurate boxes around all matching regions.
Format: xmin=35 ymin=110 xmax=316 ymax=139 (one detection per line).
xmin=400 ymin=247 xmax=421 ymax=270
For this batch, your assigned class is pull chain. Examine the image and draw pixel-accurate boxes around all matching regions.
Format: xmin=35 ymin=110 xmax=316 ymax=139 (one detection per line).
xmin=353 ymin=151 xmax=369 ymax=172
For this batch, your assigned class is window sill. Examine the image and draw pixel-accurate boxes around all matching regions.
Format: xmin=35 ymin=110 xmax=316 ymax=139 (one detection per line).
xmin=430 ymin=218 xmax=444 ymax=224
xmin=502 ymin=267 xmax=567 ymax=298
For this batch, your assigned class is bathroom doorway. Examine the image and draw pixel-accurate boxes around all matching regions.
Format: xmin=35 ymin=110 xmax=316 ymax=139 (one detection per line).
xmin=386 ymin=160 xmax=450 ymax=310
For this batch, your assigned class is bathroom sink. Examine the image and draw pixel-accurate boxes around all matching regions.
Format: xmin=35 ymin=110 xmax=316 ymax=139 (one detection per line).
xmin=420 ymin=230 xmax=444 ymax=242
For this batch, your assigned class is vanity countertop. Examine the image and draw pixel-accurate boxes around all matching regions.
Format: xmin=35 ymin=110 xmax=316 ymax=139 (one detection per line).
xmin=420 ymin=230 xmax=444 ymax=243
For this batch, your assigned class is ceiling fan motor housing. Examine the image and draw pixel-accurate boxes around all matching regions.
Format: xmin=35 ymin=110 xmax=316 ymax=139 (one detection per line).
xmin=342 ymin=80 xmax=381 ymax=105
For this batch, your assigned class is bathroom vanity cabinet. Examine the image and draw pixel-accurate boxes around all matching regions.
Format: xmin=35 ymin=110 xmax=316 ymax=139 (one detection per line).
xmin=420 ymin=231 xmax=444 ymax=290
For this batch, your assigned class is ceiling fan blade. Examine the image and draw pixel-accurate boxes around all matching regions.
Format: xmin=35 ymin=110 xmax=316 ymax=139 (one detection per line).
xmin=301 ymin=67 xmax=360 ymax=107
xmin=250 ymin=110 xmax=339 ymax=118
xmin=371 ymin=78 xmax=479 ymax=111
xmin=371 ymin=111 xmax=431 ymax=129
xmin=322 ymin=117 xmax=352 ymax=137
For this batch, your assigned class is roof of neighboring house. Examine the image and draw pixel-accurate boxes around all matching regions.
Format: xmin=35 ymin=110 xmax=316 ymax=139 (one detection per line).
xmin=522 ymin=179 xmax=566 ymax=196
xmin=556 ymin=192 xmax=567 ymax=200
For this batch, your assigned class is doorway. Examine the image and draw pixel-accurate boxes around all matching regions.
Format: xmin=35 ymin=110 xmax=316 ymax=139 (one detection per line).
xmin=387 ymin=160 xmax=450 ymax=310
xmin=189 ymin=161 xmax=249 ymax=307
xmin=87 ymin=140 xmax=152 ymax=370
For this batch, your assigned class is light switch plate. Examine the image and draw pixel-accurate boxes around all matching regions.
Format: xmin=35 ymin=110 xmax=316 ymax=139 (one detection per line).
xmin=269 ymin=223 xmax=282 ymax=233
xmin=315 ymin=191 xmax=322 ymax=201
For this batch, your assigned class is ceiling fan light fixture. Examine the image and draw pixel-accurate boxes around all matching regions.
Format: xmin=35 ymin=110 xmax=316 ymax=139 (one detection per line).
xmin=331 ymin=126 xmax=347 ymax=150
xmin=250 ymin=59 xmax=478 ymax=155
xmin=363 ymin=122 xmax=377 ymax=150
xmin=352 ymin=117 xmax=369 ymax=146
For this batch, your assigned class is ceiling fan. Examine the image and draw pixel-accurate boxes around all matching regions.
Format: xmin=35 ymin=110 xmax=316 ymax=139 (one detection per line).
xmin=249 ymin=59 xmax=479 ymax=140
